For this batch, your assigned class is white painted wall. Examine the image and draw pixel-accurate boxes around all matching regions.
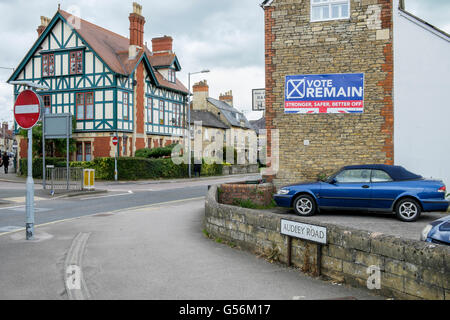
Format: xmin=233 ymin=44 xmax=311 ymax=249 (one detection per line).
xmin=393 ymin=2 xmax=450 ymax=186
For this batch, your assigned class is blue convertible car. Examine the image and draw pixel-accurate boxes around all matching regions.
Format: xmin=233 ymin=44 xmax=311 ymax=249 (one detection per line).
xmin=273 ymin=164 xmax=449 ymax=222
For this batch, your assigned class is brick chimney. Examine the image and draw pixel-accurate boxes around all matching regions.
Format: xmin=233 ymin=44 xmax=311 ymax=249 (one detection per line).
xmin=152 ymin=36 xmax=173 ymax=56
xmin=219 ymin=90 xmax=233 ymax=107
xmin=129 ymin=2 xmax=145 ymax=48
xmin=37 ymin=16 xmax=51 ymax=37
xmin=192 ymin=80 xmax=209 ymax=111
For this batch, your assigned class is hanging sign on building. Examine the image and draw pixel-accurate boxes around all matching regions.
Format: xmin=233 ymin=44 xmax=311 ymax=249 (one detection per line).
xmin=284 ymin=73 xmax=364 ymax=114
xmin=252 ymin=89 xmax=266 ymax=111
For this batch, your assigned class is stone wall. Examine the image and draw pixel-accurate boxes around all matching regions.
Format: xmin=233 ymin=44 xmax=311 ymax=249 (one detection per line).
xmin=218 ymin=183 xmax=276 ymax=207
xmin=263 ymin=0 xmax=394 ymax=188
xmin=205 ymin=185 xmax=450 ymax=300
xmin=222 ymin=164 xmax=259 ymax=175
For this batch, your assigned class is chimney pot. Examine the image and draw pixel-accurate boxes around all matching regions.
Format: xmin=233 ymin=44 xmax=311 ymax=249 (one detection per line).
xmin=129 ymin=2 xmax=145 ymax=47
xmin=37 ymin=16 xmax=51 ymax=37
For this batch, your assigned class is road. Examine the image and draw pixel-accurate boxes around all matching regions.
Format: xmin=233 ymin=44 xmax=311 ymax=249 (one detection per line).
xmin=0 ymin=175 xmax=259 ymax=233
xmin=0 ymin=174 xmax=381 ymax=300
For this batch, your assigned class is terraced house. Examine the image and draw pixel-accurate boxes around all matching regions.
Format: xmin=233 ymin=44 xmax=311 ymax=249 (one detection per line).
xmin=8 ymin=3 xmax=188 ymax=162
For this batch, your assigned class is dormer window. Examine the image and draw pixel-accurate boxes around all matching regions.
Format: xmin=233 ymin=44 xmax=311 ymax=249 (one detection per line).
xmin=42 ymin=54 xmax=54 ymax=77
xmin=70 ymin=50 xmax=84 ymax=75
xmin=311 ymin=0 xmax=350 ymax=22
xmin=168 ymin=69 xmax=176 ymax=83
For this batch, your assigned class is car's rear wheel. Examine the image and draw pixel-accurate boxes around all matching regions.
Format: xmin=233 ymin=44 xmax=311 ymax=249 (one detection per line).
xmin=293 ymin=194 xmax=316 ymax=217
xmin=395 ymin=198 xmax=421 ymax=222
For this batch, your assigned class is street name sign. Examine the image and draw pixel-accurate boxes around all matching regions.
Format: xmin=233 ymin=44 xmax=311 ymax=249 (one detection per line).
xmin=284 ymin=73 xmax=364 ymax=114
xmin=14 ymin=89 xmax=42 ymax=129
xmin=280 ymin=219 xmax=327 ymax=244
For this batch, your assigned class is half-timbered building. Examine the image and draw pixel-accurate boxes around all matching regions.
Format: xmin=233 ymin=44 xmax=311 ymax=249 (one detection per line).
xmin=8 ymin=3 xmax=188 ymax=162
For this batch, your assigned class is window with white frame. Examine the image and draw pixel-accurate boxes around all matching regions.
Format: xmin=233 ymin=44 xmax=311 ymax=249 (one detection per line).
xmin=311 ymin=0 xmax=350 ymax=22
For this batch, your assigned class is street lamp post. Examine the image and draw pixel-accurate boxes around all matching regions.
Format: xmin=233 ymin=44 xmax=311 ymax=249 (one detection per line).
xmin=187 ymin=69 xmax=210 ymax=178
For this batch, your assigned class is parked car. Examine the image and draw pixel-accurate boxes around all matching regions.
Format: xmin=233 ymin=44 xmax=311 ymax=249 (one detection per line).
xmin=273 ymin=164 xmax=449 ymax=222
xmin=420 ymin=215 xmax=450 ymax=245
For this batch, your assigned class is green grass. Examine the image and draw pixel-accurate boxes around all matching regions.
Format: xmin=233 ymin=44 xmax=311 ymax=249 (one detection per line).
xmin=232 ymin=198 xmax=277 ymax=210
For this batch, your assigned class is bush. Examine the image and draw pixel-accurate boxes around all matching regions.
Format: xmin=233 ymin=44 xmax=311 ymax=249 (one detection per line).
xmin=19 ymin=156 xmax=224 ymax=181
xmin=19 ymin=157 xmax=66 ymax=178
xmin=135 ymin=144 xmax=177 ymax=159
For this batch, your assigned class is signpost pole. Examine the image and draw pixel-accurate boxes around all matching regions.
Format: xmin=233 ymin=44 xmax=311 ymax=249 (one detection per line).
xmin=316 ymin=244 xmax=322 ymax=277
xmin=287 ymin=236 xmax=292 ymax=267
xmin=26 ymin=128 xmax=34 ymax=240
xmin=66 ymin=115 xmax=70 ymax=190
xmin=42 ymin=112 xmax=46 ymax=189
xmin=114 ymin=133 xmax=118 ymax=181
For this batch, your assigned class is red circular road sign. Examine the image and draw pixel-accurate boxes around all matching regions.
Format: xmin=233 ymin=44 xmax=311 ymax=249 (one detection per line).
xmin=112 ymin=136 xmax=118 ymax=146
xmin=14 ymin=90 xmax=42 ymax=129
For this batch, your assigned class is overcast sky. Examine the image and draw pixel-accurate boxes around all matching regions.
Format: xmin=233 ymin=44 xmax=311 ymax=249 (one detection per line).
xmin=0 ymin=0 xmax=449 ymax=126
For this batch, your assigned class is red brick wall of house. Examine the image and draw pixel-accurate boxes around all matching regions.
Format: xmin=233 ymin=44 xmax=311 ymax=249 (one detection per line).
xmin=93 ymin=137 xmax=111 ymax=158
xmin=19 ymin=137 xmax=28 ymax=159
xmin=379 ymin=0 xmax=394 ymax=165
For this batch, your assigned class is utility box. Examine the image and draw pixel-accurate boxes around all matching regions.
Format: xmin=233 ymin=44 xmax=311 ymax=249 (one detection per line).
xmin=83 ymin=169 xmax=95 ymax=190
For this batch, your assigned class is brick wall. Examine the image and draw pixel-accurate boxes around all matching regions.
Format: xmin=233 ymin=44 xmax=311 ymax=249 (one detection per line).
xmin=93 ymin=136 xmax=111 ymax=158
xmin=218 ymin=183 xmax=275 ymax=207
xmin=206 ymin=185 xmax=450 ymax=300
xmin=264 ymin=0 xmax=394 ymax=188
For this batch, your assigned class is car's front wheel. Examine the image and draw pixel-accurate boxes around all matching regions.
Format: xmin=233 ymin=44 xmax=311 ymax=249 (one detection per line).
xmin=395 ymin=198 xmax=421 ymax=222
xmin=293 ymin=194 xmax=316 ymax=217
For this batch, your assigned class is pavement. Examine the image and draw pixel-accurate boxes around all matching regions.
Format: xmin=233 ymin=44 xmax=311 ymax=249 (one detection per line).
xmin=0 ymin=198 xmax=382 ymax=300
xmin=271 ymin=207 xmax=450 ymax=241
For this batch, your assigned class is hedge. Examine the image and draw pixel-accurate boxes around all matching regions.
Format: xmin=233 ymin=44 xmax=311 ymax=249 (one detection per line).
xmin=19 ymin=157 xmax=66 ymax=178
xmin=135 ymin=144 xmax=177 ymax=159
xmin=19 ymin=157 xmax=223 ymax=181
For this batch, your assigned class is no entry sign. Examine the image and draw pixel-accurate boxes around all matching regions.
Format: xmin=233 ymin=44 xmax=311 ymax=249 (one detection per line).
xmin=14 ymin=89 xmax=42 ymax=129
xmin=112 ymin=136 xmax=118 ymax=146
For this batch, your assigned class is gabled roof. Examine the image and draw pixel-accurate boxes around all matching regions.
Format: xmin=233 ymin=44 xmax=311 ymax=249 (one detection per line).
xmin=189 ymin=110 xmax=230 ymax=129
xmin=249 ymin=117 xmax=266 ymax=133
xmin=149 ymin=53 xmax=182 ymax=71
xmin=207 ymin=98 xmax=253 ymax=129
xmin=9 ymin=9 xmax=188 ymax=94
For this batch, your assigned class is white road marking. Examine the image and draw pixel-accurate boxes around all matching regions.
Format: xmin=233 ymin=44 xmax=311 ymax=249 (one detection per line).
xmin=78 ymin=191 xmax=133 ymax=201
xmin=0 ymin=196 xmax=205 ymax=237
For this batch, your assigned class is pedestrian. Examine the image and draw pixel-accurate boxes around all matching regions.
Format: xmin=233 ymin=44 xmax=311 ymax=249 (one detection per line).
xmin=2 ymin=152 xmax=10 ymax=174
xmin=0 ymin=150 xmax=3 ymax=169
xmin=193 ymin=163 xmax=202 ymax=177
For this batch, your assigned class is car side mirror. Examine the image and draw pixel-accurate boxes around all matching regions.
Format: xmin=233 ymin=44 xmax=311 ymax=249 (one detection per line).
xmin=329 ymin=178 xmax=337 ymax=184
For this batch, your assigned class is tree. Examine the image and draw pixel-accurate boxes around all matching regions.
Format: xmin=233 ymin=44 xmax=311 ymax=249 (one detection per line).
xmin=18 ymin=117 xmax=77 ymax=157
